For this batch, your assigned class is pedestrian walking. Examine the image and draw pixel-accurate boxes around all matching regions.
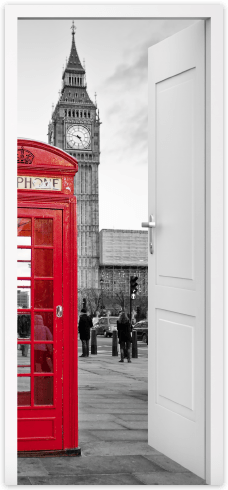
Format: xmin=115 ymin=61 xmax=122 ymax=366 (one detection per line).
xmin=117 ymin=311 xmax=132 ymax=363
xmin=92 ymin=311 xmax=99 ymax=327
xmin=78 ymin=308 xmax=93 ymax=357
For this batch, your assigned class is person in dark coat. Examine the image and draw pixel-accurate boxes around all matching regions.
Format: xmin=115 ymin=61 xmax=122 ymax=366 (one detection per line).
xmin=117 ymin=311 xmax=132 ymax=363
xmin=78 ymin=308 xmax=93 ymax=357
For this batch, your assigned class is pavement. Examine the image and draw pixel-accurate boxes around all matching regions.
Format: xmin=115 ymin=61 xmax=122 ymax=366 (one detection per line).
xmin=18 ymin=350 xmax=206 ymax=485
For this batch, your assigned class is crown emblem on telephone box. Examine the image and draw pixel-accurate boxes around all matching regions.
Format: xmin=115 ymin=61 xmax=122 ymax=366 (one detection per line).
xmin=17 ymin=146 xmax=35 ymax=165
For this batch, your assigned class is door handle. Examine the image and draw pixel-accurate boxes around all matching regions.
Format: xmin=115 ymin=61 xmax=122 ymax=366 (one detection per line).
xmin=141 ymin=215 xmax=156 ymax=254
xmin=56 ymin=305 xmax=63 ymax=318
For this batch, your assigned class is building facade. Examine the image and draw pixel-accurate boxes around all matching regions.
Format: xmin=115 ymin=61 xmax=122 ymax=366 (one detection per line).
xmin=48 ymin=23 xmax=100 ymax=295
xmin=99 ymin=229 xmax=148 ymax=315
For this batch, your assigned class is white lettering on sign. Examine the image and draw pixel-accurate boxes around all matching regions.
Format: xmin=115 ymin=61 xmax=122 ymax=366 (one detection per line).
xmin=17 ymin=176 xmax=62 ymax=191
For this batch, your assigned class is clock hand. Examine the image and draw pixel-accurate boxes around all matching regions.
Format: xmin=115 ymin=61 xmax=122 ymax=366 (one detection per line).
xmin=76 ymin=135 xmax=82 ymax=140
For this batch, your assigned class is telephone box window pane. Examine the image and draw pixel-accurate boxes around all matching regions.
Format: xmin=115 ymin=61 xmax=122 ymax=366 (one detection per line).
xmin=17 ymin=289 xmax=31 ymax=309
xmin=34 ymin=219 xmax=53 ymax=246
xmin=17 ymin=261 xmax=31 ymax=277
xmin=18 ymin=344 xmax=30 ymax=373
xmin=34 ymin=313 xmax=53 ymax=340
xmin=34 ymin=281 xmax=53 ymax=308
xmin=17 ymin=377 xmax=31 ymax=406
xmin=17 ymin=313 xmax=31 ymax=340
xmin=34 ymin=377 xmax=53 ymax=406
xmin=17 ymin=218 xmax=31 ymax=246
xmin=34 ymin=345 xmax=53 ymax=373
xmin=34 ymin=249 xmax=53 ymax=277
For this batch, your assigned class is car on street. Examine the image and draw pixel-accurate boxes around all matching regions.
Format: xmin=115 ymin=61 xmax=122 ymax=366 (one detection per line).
xmin=132 ymin=320 xmax=148 ymax=344
xmin=92 ymin=316 xmax=118 ymax=337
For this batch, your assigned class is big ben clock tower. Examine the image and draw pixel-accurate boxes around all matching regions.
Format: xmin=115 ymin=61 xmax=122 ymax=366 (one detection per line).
xmin=48 ymin=22 xmax=100 ymax=297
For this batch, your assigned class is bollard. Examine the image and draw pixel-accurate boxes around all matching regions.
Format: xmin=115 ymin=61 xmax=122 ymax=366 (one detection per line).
xmin=91 ymin=329 xmax=97 ymax=355
xmin=132 ymin=330 xmax=138 ymax=358
xmin=112 ymin=330 xmax=118 ymax=356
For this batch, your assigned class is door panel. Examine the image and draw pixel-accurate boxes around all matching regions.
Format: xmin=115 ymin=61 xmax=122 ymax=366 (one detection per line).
xmin=148 ymin=21 xmax=205 ymax=478
xmin=17 ymin=208 xmax=63 ymax=451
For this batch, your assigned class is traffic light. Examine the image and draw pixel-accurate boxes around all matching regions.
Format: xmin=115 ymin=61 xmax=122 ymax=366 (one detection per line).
xmin=82 ymin=298 xmax=87 ymax=309
xmin=130 ymin=276 xmax=138 ymax=295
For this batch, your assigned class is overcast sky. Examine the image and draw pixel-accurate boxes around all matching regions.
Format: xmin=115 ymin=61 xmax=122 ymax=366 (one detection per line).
xmin=18 ymin=18 xmax=196 ymax=231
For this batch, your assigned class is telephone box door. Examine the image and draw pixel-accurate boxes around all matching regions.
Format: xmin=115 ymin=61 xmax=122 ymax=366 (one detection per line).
xmin=17 ymin=208 xmax=63 ymax=451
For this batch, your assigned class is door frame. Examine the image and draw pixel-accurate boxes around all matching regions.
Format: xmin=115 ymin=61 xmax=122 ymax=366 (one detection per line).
xmin=17 ymin=198 xmax=79 ymax=452
xmin=205 ymin=16 xmax=223 ymax=485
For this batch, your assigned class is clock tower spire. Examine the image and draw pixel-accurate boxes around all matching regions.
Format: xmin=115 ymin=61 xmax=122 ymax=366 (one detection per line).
xmin=48 ymin=23 xmax=101 ymax=300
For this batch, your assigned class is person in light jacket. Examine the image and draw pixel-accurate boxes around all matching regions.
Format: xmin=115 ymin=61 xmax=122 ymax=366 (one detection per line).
xmin=117 ymin=311 xmax=132 ymax=363
xmin=78 ymin=308 xmax=93 ymax=357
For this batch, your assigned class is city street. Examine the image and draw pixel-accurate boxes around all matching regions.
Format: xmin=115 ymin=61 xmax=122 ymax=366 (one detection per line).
xmin=18 ymin=334 xmax=205 ymax=485
xmin=78 ymin=334 xmax=148 ymax=359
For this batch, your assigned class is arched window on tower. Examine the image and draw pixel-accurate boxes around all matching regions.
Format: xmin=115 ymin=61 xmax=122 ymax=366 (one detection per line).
xmin=80 ymin=78 xmax=82 ymax=86
xmin=68 ymin=110 xmax=71 ymax=117
xmin=69 ymin=77 xmax=71 ymax=84
xmin=75 ymin=77 xmax=76 ymax=84
xmin=76 ymin=111 xmax=79 ymax=118
xmin=80 ymin=111 xmax=83 ymax=118
xmin=75 ymin=93 xmax=78 ymax=98
xmin=65 ymin=98 xmax=68 ymax=102
xmin=84 ymin=111 xmax=87 ymax=118
xmin=65 ymin=109 xmax=67 ymax=117
xmin=77 ymin=77 xmax=79 ymax=85
xmin=73 ymin=110 xmax=75 ymax=117
xmin=88 ymin=111 xmax=90 ymax=118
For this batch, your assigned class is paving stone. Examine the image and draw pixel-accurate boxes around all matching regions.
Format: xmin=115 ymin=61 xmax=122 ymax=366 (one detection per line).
xmin=79 ymin=413 xmax=115 ymax=422
xmin=78 ymin=430 xmax=101 ymax=443
xmin=144 ymin=453 xmax=192 ymax=473
xmin=17 ymin=458 xmax=49 ymax=476
xmin=115 ymin=419 xmax=148 ymax=430
xmin=28 ymin=473 xmax=143 ymax=485
xmin=134 ymin=471 xmax=205 ymax=485
xmin=17 ymin=476 xmax=31 ymax=485
xmin=80 ymin=441 xmax=161 ymax=457
xmin=79 ymin=421 xmax=123 ymax=430
xmin=40 ymin=455 xmax=167 ymax=476
xmin=89 ymin=429 xmax=148 ymax=441
xmin=117 ymin=414 xmax=148 ymax=421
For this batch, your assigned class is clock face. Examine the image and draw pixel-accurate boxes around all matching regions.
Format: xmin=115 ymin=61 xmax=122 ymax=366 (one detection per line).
xmin=66 ymin=125 xmax=91 ymax=149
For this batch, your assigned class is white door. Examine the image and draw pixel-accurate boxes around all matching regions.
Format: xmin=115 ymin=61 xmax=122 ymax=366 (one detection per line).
xmin=147 ymin=21 xmax=205 ymax=479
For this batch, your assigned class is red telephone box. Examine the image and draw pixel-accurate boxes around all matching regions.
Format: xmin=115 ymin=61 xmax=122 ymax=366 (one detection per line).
xmin=17 ymin=139 xmax=80 ymax=455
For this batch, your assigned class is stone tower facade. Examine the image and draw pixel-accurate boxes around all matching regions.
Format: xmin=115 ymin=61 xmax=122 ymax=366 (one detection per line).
xmin=48 ymin=23 xmax=100 ymax=297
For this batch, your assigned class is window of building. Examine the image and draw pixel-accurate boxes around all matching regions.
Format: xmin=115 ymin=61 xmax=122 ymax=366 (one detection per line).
xmin=69 ymin=92 xmax=71 ymax=96
xmin=84 ymin=111 xmax=87 ymax=118
xmin=75 ymin=93 xmax=78 ymax=98
xmin=89 ymin=154 xmax=92 ymax=160
xmin=82 ymin=93 xmax=85 ymax=98
xmin=68 ymin=110 xmax=71 ymax=117
xmin=65 ymin=98 xmax=68 ymax=102
xmin=72 ymin=110 xmax=75 ymax=117
xmin=65 ymin=109 xmax=67 ymax=116
xmin=76 ymin=111 xmax=79 ymax=117
xmin=72 ymin=99 xmax=74 ymax=103
xmin=88 ymin=111 xmax=90 ymax=118
xmin=80 ymin=111 xmax=82 ymax=118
